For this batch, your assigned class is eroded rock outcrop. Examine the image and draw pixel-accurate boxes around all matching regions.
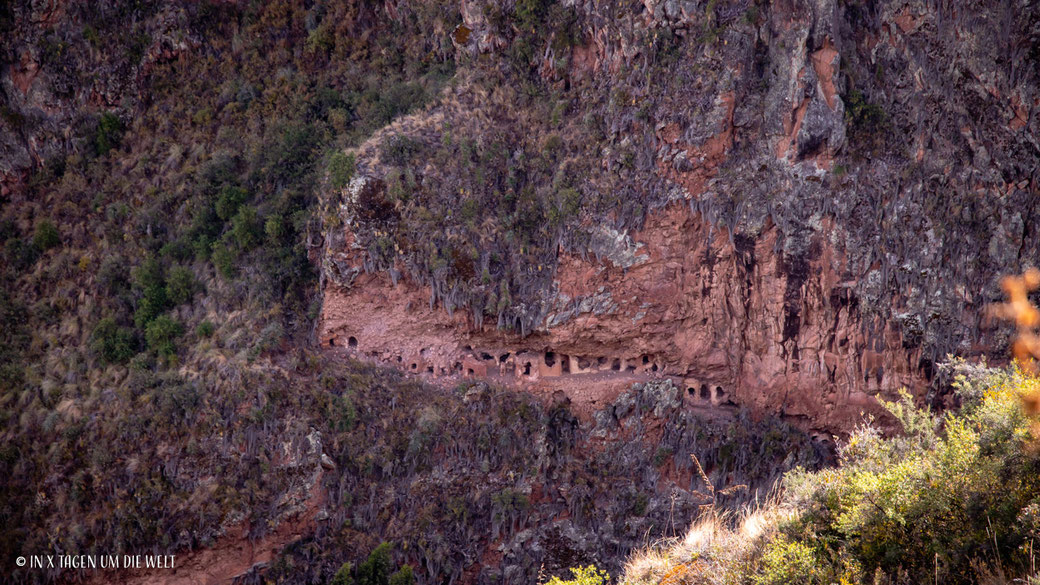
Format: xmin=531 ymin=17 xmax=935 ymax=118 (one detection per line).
xmin=322 ymin=200 xmax=924 ymax=432
xmin=319 ymin=0 xmax=1040 ymax=434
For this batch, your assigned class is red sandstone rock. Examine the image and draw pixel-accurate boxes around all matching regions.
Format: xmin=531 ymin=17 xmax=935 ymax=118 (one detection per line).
xmin=320 ymin=202 xmax=928 ymax=434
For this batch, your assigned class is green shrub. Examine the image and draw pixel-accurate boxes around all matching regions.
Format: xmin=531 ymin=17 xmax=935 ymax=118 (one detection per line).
xmin=159 ymin=238 xmax=194 ymax=262
xmin=328 ymin=151 xmax=355 ymax=190
xmin=91 ymin=317 xmax=137 ymax=364
xmin=94 ymin=112 xmax=123 ymax=156
xmin=211 ymin=242 xmax=236 ymax=278
xmin=192 ymin=233 xmax=215 ymax=261
xmin=515 ymin=0 xmax=551 ymax=32
xmin=133 ymin=257 xmax=169 ymax=327
xmin=356 ymin=82 xmax=426 ymax=129
xmin=779 ymin=365 xmax=1040 ymax=584
xmin=191 ymin=107 xmax=213 ymax=125
xmin=305 ymin=23 xmax=333 ymax=54
xmin=32 ymin=220 xmax=60 ymax=250
xmin=357 ymin=542 xmax=393 ymax=585
xmin=754 ymin=536 xmax=823 ymax=585
xmin=844 ymin=88 xmax=886 ymax=129
xmin=264 ymin=213 xmax=286 ymax=242
xmin=214 ymin=185 xmax=248 ymax=221
xmin=144 ymin=315 xmax=183 ymax=357
xmin=328 ymin=107 xmax=350 ymax=133
xmin=165 ymin=266 xmax=198 ymax=305
xmin=388 ymin=565 xmax=414 ymax=585
xmin=262 ymin=123 xmax=319 ymax=186
xmin=134 ymin=256 xmax=166 ymax=293
xmin=558 ymin=187 xmax=581 ymax=218
xmin=187 ymin=201 xmax=224 ymax=252
xmin=331 ymin=562 xmax=353 ymax=585
xmin=230 ymin=206 xmax=262 ymax=250
xmin=549 ymin=6 xmax=581 ymax=53
xmin=196 ymin=321 xmax=215 ymax=338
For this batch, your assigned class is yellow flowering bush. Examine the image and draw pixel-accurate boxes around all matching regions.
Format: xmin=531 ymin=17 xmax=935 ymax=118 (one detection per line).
xmin=546 ymin=565 xmax=611 ymax=585
xmin=772 ymin=362 xmax=1040 ymax=584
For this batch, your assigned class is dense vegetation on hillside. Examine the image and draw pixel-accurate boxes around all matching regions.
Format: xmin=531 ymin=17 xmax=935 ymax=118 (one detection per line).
xmin=621 ymin=361 xmax=1040 ymax=585
xmin=4 ymin=0 xmax=1040 ymax=584
xmin=1 ymin=5 xmax=829 ymax=584
xmin=0 ymin=0 xmax=456 ymax=579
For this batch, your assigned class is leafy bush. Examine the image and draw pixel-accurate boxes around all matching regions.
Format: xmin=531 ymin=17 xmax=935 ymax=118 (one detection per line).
xmin=192 ymin=232 xmax=215 ymax=261
xmin=196 ymin=321 xmax=215 ymax=338
xmin=753 ymin=537 xmax=822 ymax=585
xmin=777 ymin=364 xmax=1040 ymax=584
xmin=32 ymin=220 xmax=60 ymax=250
xmin=547 ymin=565 xmax=611 ymax=585
xmin=260 ymin=123 xmax=319 ymax=187
xmin=264 ymin=213 xmax=286 ymax=242
xmin=844 ymin=88 xmax=886 ymax=129
xmin=388 ymin=565 xmax=414 ymax=585
xmin=91 ymin=317 xmax=137 ymax=364
xmin=515 ymin=0 xmax=552 ymax=32
xmin=357 ymin=542 xmax=393 ymax=585
xmin=355 ymin=82 xmax=427 ymax=130
xmin=331 ymin=562 xmax=353 ymax=585
xmin=328 ymin=151 xmax=355 ymax=190
xmin=165 ymin=266 xmax=198 ymax=305
xmin=230 ymin=206 xmax=262 ymax=250
xmin=305 ymin=23 xmax=333 ymax=54
xmin=159 ymin=238 xmax=193 ymax=262
xmin=214 ymin=185 xmax=248 ymax=221
xmin=94 ymin=112 xmax=123 ymax=155
xmin=133 ymin=257 xmax=169 ymax=327
xmin=144 ymin=315 xmax=183 ymax=357
xmin=211 ymin=242 xmax=236 ymax=278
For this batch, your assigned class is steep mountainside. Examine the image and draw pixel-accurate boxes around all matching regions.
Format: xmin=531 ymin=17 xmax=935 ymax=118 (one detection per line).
xmin=1 ymin=0 xmax=1038 ymax=584
xmin=318 ymin=0 xmax=1040 ymax=432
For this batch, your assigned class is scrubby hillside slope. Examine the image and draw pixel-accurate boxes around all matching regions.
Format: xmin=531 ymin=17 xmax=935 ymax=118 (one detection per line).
xmin=619 ymin=362 xmax=1040 ymax=585
xmin=0 ymin=2 xmax=823 ymax=584
xmin=2 ymin=0 xmax=1039 ymax=584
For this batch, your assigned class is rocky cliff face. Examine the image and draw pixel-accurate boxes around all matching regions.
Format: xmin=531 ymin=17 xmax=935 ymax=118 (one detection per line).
xmin=323 ymin=204 xmax=904 ymax=432
xmin=319 ymin=0 xmax=1040 ymax=433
